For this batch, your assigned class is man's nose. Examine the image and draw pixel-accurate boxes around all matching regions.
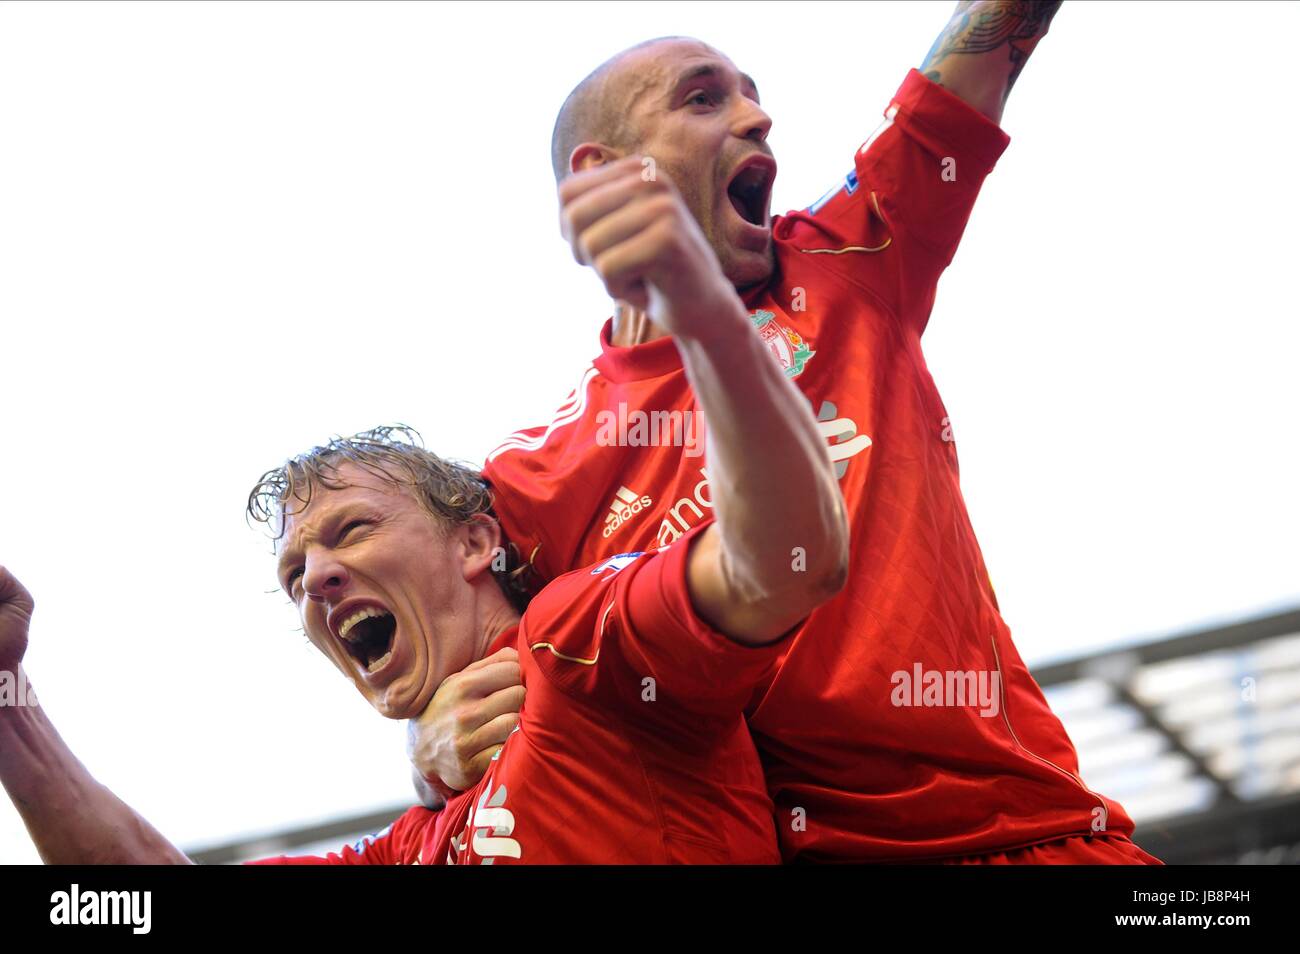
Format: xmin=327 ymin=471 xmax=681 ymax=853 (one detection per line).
xmin=733 ymin=98 xmax=772 ymax=143
xmin=303 ymin=553 xmax=349 ymax=603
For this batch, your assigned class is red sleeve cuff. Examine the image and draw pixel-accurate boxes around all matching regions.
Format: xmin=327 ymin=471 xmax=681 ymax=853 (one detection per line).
xmin=886 ymin=68 xmax=1012 ymax=175
xmin=625 ymin=521 xmax=792 ymax=665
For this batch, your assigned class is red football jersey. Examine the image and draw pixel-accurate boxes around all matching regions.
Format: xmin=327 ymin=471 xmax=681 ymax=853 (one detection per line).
xmin=254 ymin=521 xmax=782 ymax=865
xmin=482 ymin=70 xmax=1137 ymax=862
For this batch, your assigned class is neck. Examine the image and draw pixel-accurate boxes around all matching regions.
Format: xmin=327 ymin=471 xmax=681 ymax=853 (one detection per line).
xmin=610 ymin=301 xmax=669 ymax=346
xmin=475 ymin=597 xmax=522 ymax=660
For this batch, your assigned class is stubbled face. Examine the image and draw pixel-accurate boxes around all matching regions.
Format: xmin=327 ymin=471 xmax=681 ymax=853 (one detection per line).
xmin=274 ymin=464 xmax=484 ymax=720
xmin=610 ymin=39 xmax=776 ymax=290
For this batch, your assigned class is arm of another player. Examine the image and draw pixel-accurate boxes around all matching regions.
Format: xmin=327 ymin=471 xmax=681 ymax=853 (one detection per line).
xmin=0 ymin=566 xmax=192 ymax=864
xmin=561 ymin=157 xmax=850 ymax=645
xmin=920 ymin=0 xmax=1062 ymax=125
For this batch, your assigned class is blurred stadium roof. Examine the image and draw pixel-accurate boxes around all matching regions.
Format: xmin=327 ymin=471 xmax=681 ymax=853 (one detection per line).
xmin=1040 ymin=606 xmax=1300 ymax=864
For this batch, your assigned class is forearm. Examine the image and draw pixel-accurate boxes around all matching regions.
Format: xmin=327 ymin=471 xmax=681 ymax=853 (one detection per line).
xmin=920 ymin=0 xmax=1062 ymax=124
xmin=0 ymin=669 xmax=191 ymax=864
xmin=675 ymin=309 xmax=848 ymax=614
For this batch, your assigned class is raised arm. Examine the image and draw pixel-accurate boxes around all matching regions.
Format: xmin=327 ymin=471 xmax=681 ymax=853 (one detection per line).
xmin=0 ymin=567 xmax=191 ymax=864
xmin=920 ymin=0 xmax=1062 ymax=124
xmin=560 ymin=157 xmax=850 ymax=645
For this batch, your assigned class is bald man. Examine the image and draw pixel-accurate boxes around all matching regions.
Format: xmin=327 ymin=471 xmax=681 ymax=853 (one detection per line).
xmin=410 ymin=3 xmax=1162 ymax=864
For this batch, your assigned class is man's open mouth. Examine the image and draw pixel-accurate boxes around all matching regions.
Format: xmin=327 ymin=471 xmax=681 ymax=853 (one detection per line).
xmin=726 ymin=159 xmax=774 ymax=227
xmin=337 ymin=605 xmax=397 ymax=674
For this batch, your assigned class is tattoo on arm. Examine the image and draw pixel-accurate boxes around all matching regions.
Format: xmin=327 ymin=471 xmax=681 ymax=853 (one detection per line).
xmin=921 ymin=0 xmax=1062 ymax=106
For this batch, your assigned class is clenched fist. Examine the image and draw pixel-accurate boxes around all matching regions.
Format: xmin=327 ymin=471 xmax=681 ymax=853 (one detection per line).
xmin=559 ymin=155 xmax=748 ymax=343
xmin=406 ymin=646 xmax=525 ymax=802
xmin=0 ymin=566 xmax=33 ymax=675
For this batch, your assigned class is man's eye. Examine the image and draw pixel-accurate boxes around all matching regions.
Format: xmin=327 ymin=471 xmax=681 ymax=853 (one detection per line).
xmin=339 ymin=520 xmax=369 ymax=542
xmin=687 ymin=91 xmax=712 ymax=107
xmin=286 ymin=568 xmax=303 ymax=594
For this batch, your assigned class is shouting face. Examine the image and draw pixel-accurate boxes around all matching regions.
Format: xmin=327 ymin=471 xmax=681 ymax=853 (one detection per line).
xmin=274 ymin=463 xmax=494 ymax=720
xmin=593 ymin=38 xmax=777 ymax=290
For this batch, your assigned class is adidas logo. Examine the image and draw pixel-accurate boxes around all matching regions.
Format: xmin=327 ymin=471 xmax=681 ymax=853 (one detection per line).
xmin=602 ymin=485 xmax=653 ymax=538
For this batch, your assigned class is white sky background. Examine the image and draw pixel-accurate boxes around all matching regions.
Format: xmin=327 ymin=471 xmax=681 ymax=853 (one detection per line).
xmin=0 ymin=0 xmax=1297 ymax=862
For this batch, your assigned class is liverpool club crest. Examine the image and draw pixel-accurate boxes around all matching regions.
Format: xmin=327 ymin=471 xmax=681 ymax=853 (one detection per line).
xmin=750 ymin=310 xmax=815 ymax=379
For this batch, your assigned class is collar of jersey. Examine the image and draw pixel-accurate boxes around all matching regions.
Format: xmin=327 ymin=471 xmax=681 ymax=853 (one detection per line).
xmin=486 ymin=622 xmax=520 ymax=658
xmin=592 ymin=317 xmax=684 ymax=382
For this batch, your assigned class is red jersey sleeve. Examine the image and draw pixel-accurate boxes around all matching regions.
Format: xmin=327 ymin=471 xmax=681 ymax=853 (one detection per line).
xmin=244 ymin=806 xmax=435 ymax=865
xmin=783 ymin=68 xmax=1011 ymax=335
xmin=618 ymin=523 xmax=787 ymax=717
xmin=525 ymin=521 xmax=785 ymax=729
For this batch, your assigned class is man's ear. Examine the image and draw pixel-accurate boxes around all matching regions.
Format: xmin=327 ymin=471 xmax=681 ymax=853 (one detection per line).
xmin=570 ymin=142 xmax=623 ymax=174
xmin=459 ymin=513 xmax=503 ymax=582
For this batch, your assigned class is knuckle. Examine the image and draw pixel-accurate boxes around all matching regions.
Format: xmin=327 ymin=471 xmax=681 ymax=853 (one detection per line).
xmin=646 ymin=193 xmax=676 ymax=219
xmin=592 ymin=252 xmax=617 ymax=283
xmin=650 ymin=215 xmax=680 ymax=249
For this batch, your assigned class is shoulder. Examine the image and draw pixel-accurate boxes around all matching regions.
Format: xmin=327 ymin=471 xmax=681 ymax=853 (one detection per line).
xmin=519 ymin=549 xmax=652 ymax=673
xmin=483 ymin=363 xmax=605 ymax=471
